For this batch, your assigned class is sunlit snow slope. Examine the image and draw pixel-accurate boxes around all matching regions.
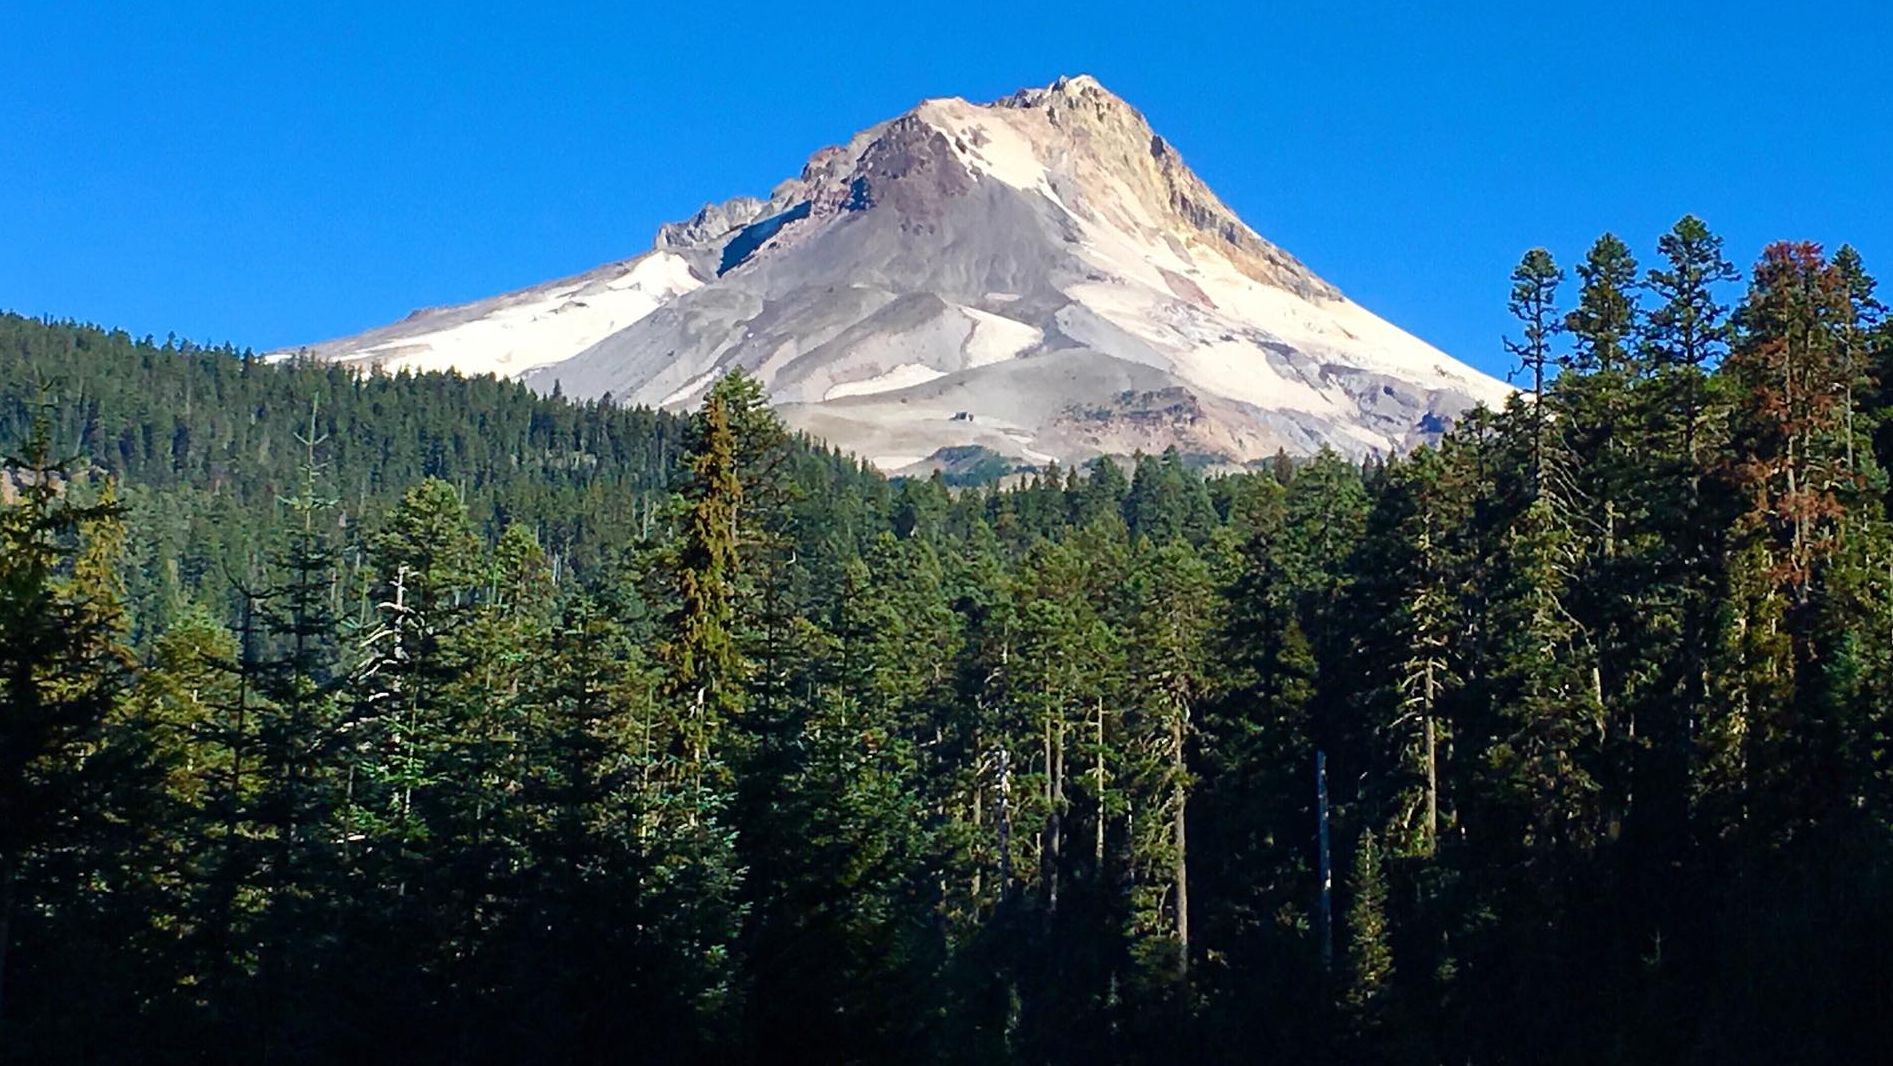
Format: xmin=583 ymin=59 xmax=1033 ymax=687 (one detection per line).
xmin=279 ymin=252 xmax=701 ymax=379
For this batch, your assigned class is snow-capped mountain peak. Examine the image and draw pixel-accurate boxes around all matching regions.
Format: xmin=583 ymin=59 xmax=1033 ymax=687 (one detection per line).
xmin=280 ymin=76 xmax=1510 ymax=471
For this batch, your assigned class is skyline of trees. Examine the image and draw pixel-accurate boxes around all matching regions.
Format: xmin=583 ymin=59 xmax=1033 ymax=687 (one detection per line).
xmin=2 ymin=218 xmax=1891 ymax=1063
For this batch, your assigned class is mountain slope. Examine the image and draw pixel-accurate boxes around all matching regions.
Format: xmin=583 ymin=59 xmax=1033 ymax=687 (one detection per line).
xmin=284 ymin=75 xmax=1511 ymax=469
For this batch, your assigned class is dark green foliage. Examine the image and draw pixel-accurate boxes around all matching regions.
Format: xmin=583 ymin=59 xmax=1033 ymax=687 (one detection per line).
xmin=5 ymin=217 xmax=1893 ymax=1066
xmin=1504 ymin=247 xmax=1565 ymax=491
xmin=0 ymin=410 xmax=142 ymax=1052
xmin=1342 ymin=828 xmax=1392 ymax=1023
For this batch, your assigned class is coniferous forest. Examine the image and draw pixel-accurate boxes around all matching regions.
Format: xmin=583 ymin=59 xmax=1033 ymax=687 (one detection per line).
xmin=4 ymin=218 xmax=1892 ymax=1063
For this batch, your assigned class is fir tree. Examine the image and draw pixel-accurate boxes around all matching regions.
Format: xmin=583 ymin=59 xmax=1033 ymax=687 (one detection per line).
xmin=0 ymin=408 xmax=133 ymax=1029
xmin=1342 ymin=828 xmax=1393 ymax=1025
xmin=1504 ymin=248 xmax=1565 ymax=493
xmin=1125 ymin=542 xmax=1219 ymax=984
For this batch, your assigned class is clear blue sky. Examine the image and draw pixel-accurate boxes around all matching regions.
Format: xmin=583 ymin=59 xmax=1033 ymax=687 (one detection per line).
xmin=5 ymin=1 xmax=1889 ymax=380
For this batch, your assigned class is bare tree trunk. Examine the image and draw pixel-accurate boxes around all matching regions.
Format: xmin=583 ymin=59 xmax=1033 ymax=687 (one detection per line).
xmin=1845 ymin=378 xmax=1857 ymax=472
xmin=1785 ymin=338 xmax=1805 ymax=588
xmin=1094 ymin=698 xmax=1106 ymax=867
xmin=996 ymin=746 xmax=1014 ymax=889
xmin=1047 ymin=717 xmax=1065 ymax=911
xmin=1172 ymin=700 xmax=1190 ymax=979
xmin=1317 ymin=749 xmax=1333 ymax=972
xmin=689 ymin=686 xmax=707 ymax=829
xmin=1424 ymin=708 xmax=1439 ymax=858
xmin=971 ymin=746 xmax=983 ymax=905
xmin=638 ymin=683 xmax=655 ymax=846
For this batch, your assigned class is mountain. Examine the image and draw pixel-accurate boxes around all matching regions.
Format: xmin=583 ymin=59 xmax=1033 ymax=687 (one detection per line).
xmin=282 ymin=75 xmax=1512 ymax=471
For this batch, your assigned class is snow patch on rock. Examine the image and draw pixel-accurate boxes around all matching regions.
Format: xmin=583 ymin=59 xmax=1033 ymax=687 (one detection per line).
xmin=284 ymin=252 xmax=702 ymax=380
xmin=825 ymin=363 xmax=948 ymax=400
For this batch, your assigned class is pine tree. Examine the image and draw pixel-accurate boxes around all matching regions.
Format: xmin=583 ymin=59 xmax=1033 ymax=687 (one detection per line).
xmin=662 ymin=386 xmax=746 ymax=805
xmin=1008 ymin=540 xmax=1100 ymax=912
xmin=1351 ymin=447 xmax=1464 ymax=859
xmin=1722 ymin=242 xmax=1866 ymax=837
xmin=939 ymin=512 xmax=1019 ymax=926
xmin=1194 ymin=510 xmax=1325 ymax=1046
xmin=1565 ymin=233 xmax=1641 ymax=377
xmin=1125 ymin=543 xmax=1219 ymax=984
xmin=352 ymin=477 xmax=481 ymax=863
xmin=1504 ymin=248 xmax=1565 ymax=493
xmin=509 ymin=591 xmax=700 ymax=1059
xmin=476 ymin=522 xmax=554 ymax=867
xmin=1831 ymin=245 xmax=1885 ymax=476
xmin=1624 ymin=216 xmax=1740 ymax=972
xmin=1554 ymin=233 xmax=1649 ymax=843
xmin=1279 ymin=449 xmax=1370 ymax=606
xmin=1342 ymin=828 xmax=1393 ymax=1024
xmin=1644 ymin=216 xmax=1740 ymax=471
xmin=1475 ymin=495 xmax=1602 ymax=860
xmin=240 ymin=408 xmax=353 ymax=1051
xmin=1727 ymin=243 xmax=1856 ymax=603
xmin=1077 ymin=456 xmax=1131 ymax=528
xmin=742 ymin=537 xmax=949 ymax=1060
xmin=0 ymin=408 xmax=133 ymax=1027
xmin=132 ymin=605 xmax=241 ymax=813
xmin=18 ymin=257 xmax=1893 ymax=1057
xmin=641 ymin=374 xmax=768 ymax=1045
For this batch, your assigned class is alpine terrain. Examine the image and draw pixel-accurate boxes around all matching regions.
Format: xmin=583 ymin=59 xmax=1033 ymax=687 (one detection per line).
xmin=284 ymin=75 xmax=1511 ymax=471
xmin=11 ymin=26 xmax=1893 ymax=1059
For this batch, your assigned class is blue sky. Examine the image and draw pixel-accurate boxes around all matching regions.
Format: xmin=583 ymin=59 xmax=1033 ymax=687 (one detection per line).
xmin=4 ymin=1 xmax=1889 ymax=380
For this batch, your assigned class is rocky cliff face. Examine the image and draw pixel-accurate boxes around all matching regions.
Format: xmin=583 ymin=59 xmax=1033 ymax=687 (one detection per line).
xmin=281 ymin=75 xmax=1511 ymax=471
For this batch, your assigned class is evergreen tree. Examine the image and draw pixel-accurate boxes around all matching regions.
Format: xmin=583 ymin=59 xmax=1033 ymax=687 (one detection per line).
xmin=1124 ymin=542 xmax=1218 ymax=987
xmin=1621 ymin=216 xmax=1741 ymax=985
xmin=352 ymin=478 xmax=481 ymax=864
xmin=1504 ymin=248 xmax=1565 ymax=493
xmin=1341 ymin=828 xmax=1393 ymax=1026
xmin=0 ymin=409 xmax=133 ymax=1034
xmin=1643 ymin=216 xmax=1741 ymax=470
xmin=1474 ymin=495 xmax=1602 ymax=859
xmin=1554 ymin=233 xmax=1650 ymax=843
xmin=1722 ymin=242 xmax=1876 ymax=838
xmin=1351 ymin=447 xmax=1464 ymax=860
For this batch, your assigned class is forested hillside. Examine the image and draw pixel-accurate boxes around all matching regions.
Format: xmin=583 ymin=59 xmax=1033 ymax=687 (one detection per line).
xmin=0 ymin=314 xmax=888 ymax=637
xmin=3 ymin=218 xmax=1892 ymax=1064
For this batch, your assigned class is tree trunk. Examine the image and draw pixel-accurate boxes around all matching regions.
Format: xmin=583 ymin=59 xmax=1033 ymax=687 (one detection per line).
xmin=1094 ymin=697 xmax=1106 ymax=867
xmin=1171 ymin=700 xmax=1189 ymax=979
xmin=1046 ymin=717 xmax=1065 ymax=911
xmin=1317 ymin=749 xmax=1333 ymax=972
xmin=970 ymin=749 xmax=983 ymax=905
xmin=1424 ymin=708 xmax=1439 ymax=858
xmin=995 ymin=745 xmax=1013 ymax=890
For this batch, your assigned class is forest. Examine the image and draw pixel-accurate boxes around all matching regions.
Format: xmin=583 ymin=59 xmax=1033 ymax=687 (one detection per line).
xmin=3 ymin=216 xmax=1891 ymax=1064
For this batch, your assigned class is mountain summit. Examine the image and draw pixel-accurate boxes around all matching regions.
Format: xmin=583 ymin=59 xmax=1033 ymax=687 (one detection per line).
xmin=285 ymin=76 xmax=1511 ymax=470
